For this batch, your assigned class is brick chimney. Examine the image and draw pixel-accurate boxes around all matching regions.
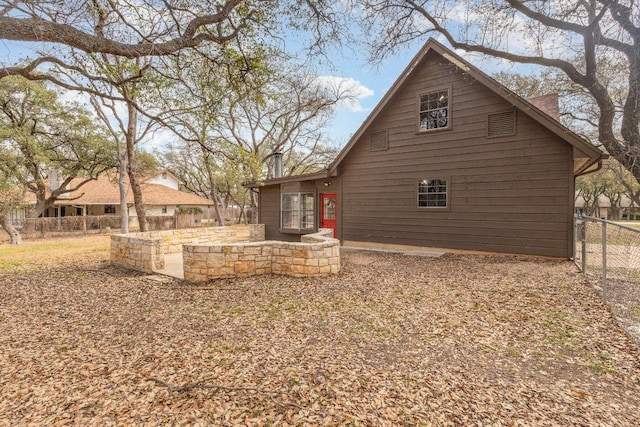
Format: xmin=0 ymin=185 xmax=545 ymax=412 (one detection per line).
xmin=526 ymin=94 xmax=560 ymax=121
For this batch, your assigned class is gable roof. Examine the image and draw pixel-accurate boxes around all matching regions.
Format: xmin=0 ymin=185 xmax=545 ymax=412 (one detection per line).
xmin=328 ymin=38 xmax=603 ymax=176
xmin=142 ymin=169 xmax=182 ymax=185
xmin=23 ymin=174 xmax=213 ymax=206
xmin=575 ymin=194 xmax=635 ymax=209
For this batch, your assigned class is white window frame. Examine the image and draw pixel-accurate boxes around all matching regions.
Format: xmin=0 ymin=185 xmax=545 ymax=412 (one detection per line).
xmin=418 ymin=87 xmax=451 ymax=132
xmin=281 ymin=192 xmax=315 ymax=231
xmin=417 ymin=178 xmax=449 ymax=209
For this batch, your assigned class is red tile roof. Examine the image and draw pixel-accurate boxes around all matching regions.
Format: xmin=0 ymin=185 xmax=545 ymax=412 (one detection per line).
xmin=23 ymin=174 xmax=213 ymax=206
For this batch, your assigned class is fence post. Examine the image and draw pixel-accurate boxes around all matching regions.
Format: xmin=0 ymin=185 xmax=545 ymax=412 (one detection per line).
xmin=602 ymin=220 xmax=608 ymax=301
xmin=581 ymin=222 xmax=587 ymax=273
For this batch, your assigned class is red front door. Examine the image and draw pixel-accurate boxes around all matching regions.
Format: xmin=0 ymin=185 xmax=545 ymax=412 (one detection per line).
xmin=321 ymin=193 xmax=337 ymax=238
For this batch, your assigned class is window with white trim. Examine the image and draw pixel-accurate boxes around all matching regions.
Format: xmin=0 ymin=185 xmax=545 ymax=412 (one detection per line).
xmin=418 ymin=179 xmax=448 ymax=208
xmin=104 ymin=205 xmax=116 ymax=214
xmin=281 ymin=192 xmax=314 ymax=230
xmin=419 ymin=89 xmax=450 ymax=131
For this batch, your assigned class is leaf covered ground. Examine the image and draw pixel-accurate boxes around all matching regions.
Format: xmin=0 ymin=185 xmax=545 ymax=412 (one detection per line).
xmin=1 ymin=240 xmax=639 ymax=426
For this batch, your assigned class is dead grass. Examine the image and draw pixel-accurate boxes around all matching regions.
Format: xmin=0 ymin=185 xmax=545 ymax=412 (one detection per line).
xmin=615 ymin=220 xmax=640 ymax=229
xmin=0 ymin=234 xmax=110 ymax=273
xmin=1 ymin=237 xmax=639 ymax=425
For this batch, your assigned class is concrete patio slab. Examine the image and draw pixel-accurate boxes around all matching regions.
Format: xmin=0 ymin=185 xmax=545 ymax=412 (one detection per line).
xmin=154 ymin=252 xmax=184 ymax=279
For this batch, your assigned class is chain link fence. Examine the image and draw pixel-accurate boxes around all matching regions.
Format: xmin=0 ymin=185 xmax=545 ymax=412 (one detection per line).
xmin=574 ymin=216 xmax=640 ymax=345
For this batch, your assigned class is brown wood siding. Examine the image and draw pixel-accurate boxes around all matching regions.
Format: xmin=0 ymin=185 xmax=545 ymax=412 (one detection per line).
xmin=339 ymin=52 xmax=573 ymax=258
xmin=258 ymin=178 xmax=342 ymax=242
xmin=259 ymin=185 xmax=299 ymax=242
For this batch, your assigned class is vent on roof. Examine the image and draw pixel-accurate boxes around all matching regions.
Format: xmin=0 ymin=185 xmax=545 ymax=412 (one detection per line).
xmin=370 ymin=129 xmax=389 ymax=151
xmin=487 ymin=110 xmax=516 ymax=137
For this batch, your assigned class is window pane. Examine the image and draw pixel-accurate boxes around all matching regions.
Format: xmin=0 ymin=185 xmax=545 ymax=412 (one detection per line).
xmin=281 ymin=193 xmax=299 ymax=229
xmin=419 ymin=112 xmax=429 ymax=130
xmin=438 ymin=91 xmax=448 ymax=107
xmin=419 ymin=89 xmax=449 ymax=131
xmin=420 ymin=96 xmax=429 ymax=111
xmin=301 ymin=193 xmax=314 ymax=229
xmin=301 ymin=212 xmax=314 ymax=229
xmin=323 ymin=197 xmax=336 ymax=220
xmin=303 ymin=193 xmax=314 ymax=210
xmin=282 ymin=210 xmax=300 ymax=229
xmin=282 ymin=192 xmax=314 ymax=229
xmin=282 ymin=194 xmax=298 ymax=211
xmin=418 ymin=179 xmax=447 ymax=208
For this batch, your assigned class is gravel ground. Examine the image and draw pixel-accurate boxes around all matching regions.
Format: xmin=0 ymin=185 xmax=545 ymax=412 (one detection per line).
xmin=1 ymin=250 xmax=639 ymax=426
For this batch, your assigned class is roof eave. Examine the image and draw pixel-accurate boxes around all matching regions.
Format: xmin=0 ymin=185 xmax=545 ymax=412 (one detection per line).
xmin=244 ymin=170 xmax=329 ymax=189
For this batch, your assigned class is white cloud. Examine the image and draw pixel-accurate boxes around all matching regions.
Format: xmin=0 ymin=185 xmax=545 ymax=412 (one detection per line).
xmin=313 ymin=75 xmax=374 ymax=113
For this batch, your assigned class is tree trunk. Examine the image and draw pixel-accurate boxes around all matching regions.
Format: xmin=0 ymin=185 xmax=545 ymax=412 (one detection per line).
xmin=202 ymin=150 xmax=224 ymax=227
xmin=0 ymin=212 xmax=22 ymax=244
xmin=209 ymin=184 xmax=225 ymax=226
xmin=117 ymin=143 xmax=129 ymax=233
xmin=125 ymin=103 xmax=147 ymax=232
xmin=32 ymin=198 xmax=50 ymax=219
xmin=249 ymin=189 xmax=258 ymax=224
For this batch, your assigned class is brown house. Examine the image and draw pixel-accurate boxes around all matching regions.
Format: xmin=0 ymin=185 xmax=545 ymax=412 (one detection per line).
xmin=250 ymin=39 xmax=603 ymax=258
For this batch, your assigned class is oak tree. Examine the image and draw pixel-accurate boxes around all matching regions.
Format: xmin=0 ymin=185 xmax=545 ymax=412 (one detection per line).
xmin=0 ymin=76 xmax=115 ymax=240
xmin=356 ymin=0 xmax=637 ymax=182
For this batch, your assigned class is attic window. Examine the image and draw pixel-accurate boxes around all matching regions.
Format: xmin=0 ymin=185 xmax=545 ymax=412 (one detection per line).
xmin=419 ymin=89 xmax=450 ymax=131
xmin=487 ymin=110 xmax=516 ymax=137
xmin=370 ymin=130 xmax=389 ymax=151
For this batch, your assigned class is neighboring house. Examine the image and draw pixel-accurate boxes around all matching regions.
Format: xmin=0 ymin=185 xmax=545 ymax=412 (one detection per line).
xmin=22 ymin=170 xmax=213 ymax=220
xmin=575 ymin=194 xmax=636 ymax=220
xmin=141 ymin=170 xmax=181 ymax=190
xmin=249 ymin=38 xmax=604 ymax=258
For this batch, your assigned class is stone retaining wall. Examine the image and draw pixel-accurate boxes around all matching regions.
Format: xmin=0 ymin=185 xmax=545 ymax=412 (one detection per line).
xmin=110 ymin=235 xmax=164 ymax=272
xmin=183 ymin=229 xmax=340 ymax=282
xmin=110 ymin=224 xmax=264 ymax=273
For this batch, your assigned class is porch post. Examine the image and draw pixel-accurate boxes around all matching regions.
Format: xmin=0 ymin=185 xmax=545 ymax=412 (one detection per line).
xmin=82 ymin=205 xmax=87 ymax=233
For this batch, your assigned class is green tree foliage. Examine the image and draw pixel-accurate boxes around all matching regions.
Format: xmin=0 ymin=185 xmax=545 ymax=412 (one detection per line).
xmin=576 ymin=158 xmax=639 ymax=219
xmin=0 ymin=76 xmax=116 ymax=219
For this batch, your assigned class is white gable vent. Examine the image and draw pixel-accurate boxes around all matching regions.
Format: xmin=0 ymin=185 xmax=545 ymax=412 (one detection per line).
xmin=487 ymin=110 xmax=516 ymax=137
xmin=370 ymin=129 xmax=389 ymax=151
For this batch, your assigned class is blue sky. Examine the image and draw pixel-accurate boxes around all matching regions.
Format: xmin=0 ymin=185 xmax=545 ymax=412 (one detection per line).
xmin=0 ymin=35 xmax=425 ymax=149
xmin=0 ymin=32 xmax=524 ymax=151
xmin=311 ymin=38 xmax=531 ymax=147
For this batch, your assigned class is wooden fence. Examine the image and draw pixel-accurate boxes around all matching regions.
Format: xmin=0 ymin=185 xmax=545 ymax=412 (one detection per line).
xmin=5 ymin=207 xmax=248 ymax=239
